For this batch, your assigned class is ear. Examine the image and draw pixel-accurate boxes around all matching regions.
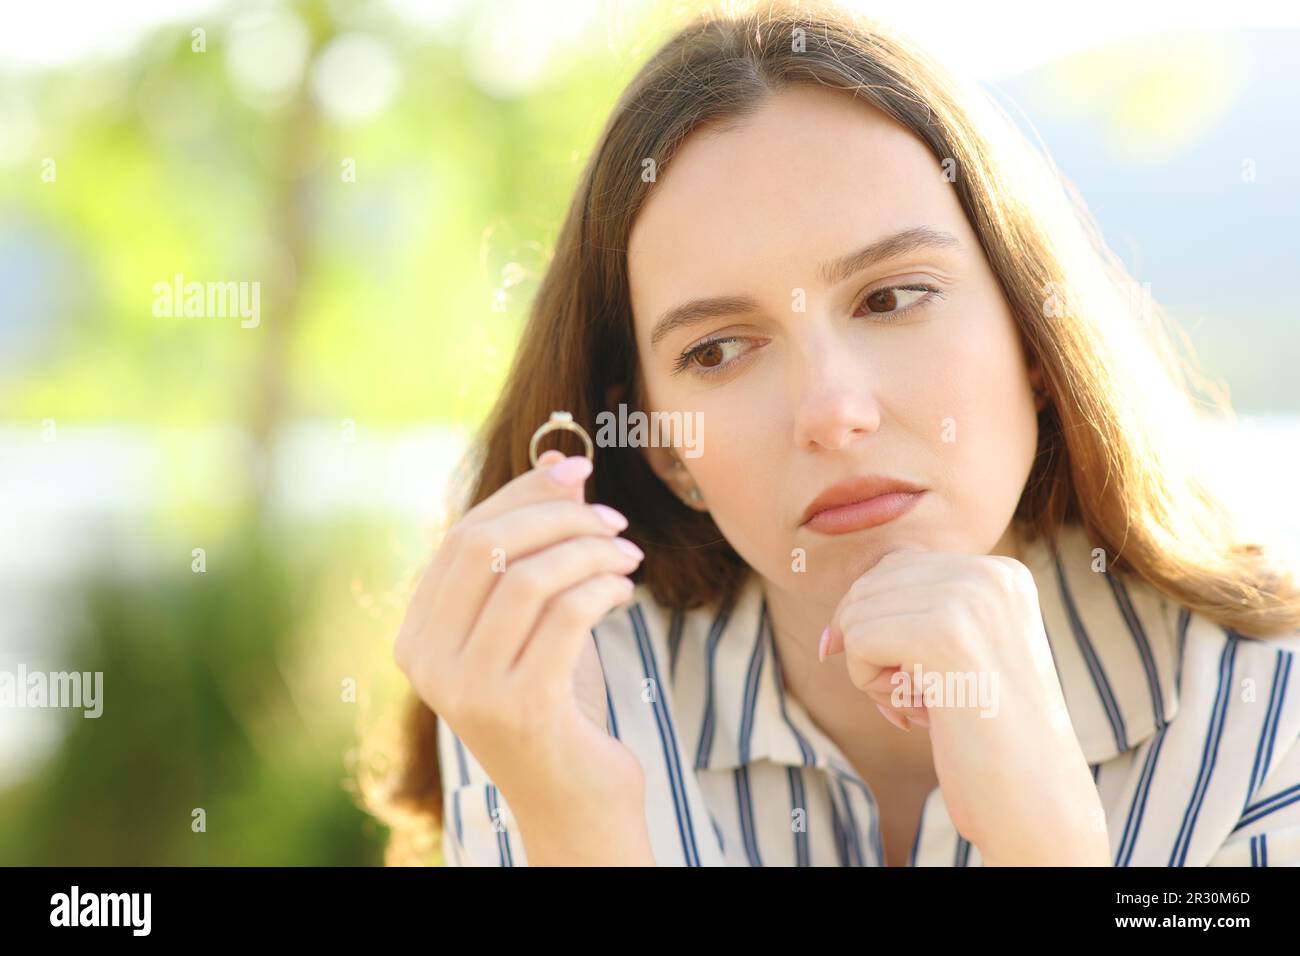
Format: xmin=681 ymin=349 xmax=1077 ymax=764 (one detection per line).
xmin=642 ymin=441 xmax=679 ymax=486
xmin=642 ymin=443 xmax=710 ymax=511
xmin=607 ymin=380 xmax=708 ymax=511
xmin=1022 ymin=355 xmax=1046 ymax=410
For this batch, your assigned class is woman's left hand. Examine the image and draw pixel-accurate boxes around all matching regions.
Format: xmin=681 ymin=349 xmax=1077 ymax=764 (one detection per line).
xmin=821 ymin=548 xmax=1112 ymax=866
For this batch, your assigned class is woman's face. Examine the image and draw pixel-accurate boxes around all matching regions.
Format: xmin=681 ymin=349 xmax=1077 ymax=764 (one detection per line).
xmin=627 ymin=85 xmax=1040 ymax=605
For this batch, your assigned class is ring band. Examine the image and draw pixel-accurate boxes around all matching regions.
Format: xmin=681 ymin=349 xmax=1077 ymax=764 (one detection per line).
xmin=529 ymin=411 xmax=594 ymax=467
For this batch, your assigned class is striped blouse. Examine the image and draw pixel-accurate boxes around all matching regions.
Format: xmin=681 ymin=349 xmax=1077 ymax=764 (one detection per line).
xmin=436 ymin=523 xmax=1300 ymax=866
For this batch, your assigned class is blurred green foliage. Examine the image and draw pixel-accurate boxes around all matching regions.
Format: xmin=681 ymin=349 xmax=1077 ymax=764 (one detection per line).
xmin=0 ymin=0 xmax=677 ymax=864
xmin=0 ymin=521 xmax=408 ymax=865
xmin=1 ymin=0 xmax=658 ymax=428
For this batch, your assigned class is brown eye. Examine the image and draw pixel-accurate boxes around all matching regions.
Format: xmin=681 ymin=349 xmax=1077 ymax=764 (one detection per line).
xmin=855 ymin=285 xmax=937 ymax=319
xmin=673 ymin=336 xmax=750 ymax=377
xmin=864 ymin=288 xmax=899 ymax=312
xmin=693 ymin=342 xmax=724 ymax=368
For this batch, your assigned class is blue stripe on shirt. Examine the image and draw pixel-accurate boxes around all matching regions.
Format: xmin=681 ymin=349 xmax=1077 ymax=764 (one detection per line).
xmin=1170 ymin=635 xmax=1237 ymax=865
xmin=630 ymin=602 xmax=702 ymax=866
xmin=828 ymin=787 xmax=851 ymax=866
xmin=786 ymin=766 xmax=811 ymax=866
xmin=733 ymin=765 xmax=763 ymax=866
xmin=1235 ymin=782 xmax=1300 ymax=831
xmin=738 ymin=610 xmax=766 ymax=764
xmin=1106 ymin=574 xmax=1167 ymax=726
xmin=451 ymin=788 xmax=464 ymax=865
xmin=485 ymin=785 xmax=513 ymax=867
xmin=1054 ymin=554 xmax=1129 ymax=753
xmin=832 ymin=778 xmax=865 ymax=866
xmin=1250 ymin=833 xmax=1268 ymax=866
xmin=766 ymin=604 xmax=819 ymax=765
xmin=1175 ymin=606 xmax=1191 ymax=696
xmin=693 ymin=596 xmax=735 ymax=771
xmin=1116 ymin=724 xmax=1170 ymax=865
xmin=1245 ymin=650 xmax=1290 ymax=807
xmin=954 ymin=836 xmax=971 ymax=867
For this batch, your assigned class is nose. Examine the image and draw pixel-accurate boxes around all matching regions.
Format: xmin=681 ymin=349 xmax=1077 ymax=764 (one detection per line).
xmin=791 ymin=332 xmax=882 ymax=452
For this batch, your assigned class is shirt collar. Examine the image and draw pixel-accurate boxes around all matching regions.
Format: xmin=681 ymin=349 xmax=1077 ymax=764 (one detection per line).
xmin=689 ymin=523 xmax=1183 ymax=772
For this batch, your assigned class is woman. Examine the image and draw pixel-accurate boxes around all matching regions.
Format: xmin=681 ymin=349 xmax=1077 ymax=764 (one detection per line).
xmin=375 ymin=1 xmax=1300 ymax=866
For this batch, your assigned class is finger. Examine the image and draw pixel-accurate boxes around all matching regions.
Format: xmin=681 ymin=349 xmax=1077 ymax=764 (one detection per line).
xmin=838 ymin=610 xmax=934 ymax=691
xmin=462 ymin=534 xmax=644 ymax=672
xmin=395 ymin=545 xmax=451 ymax=658
xmin=426 ymin=451 xmax=595 ymax=585
xmin=863 ymin=666 xmax=930 ymax=719
xmin=478 ymin=499 xmax=629 ymax=561
xmin=856 ymin=660 xmax=929 ymax=732
xmin=854 ymin=661 xmax=938 ymax=734
xmin=472 ymin=450 xmax=594 ymax=524
xmin=874 ymin=701 xmax=915 ymax=732
xmin=395 ymin=448 xmax=594 ymax=687
xmin=400 ymin=444 xmax=574 ymax=639
xmin=829 ymin=581 xmax=938 ymax=657
xmin=822 ymin=548 xmax=932 ymax=658
xmin=516 ymin=573 xmax=637 ymax=690
xmin=430 ymin=498 xmax=631 ymax=650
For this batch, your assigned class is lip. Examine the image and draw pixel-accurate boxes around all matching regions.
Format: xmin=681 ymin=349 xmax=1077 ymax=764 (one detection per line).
xmin=800 ymin=476 xmax=927 ymax=535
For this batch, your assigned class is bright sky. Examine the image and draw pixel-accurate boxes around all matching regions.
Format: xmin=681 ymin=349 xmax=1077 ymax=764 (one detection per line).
xmin=1 ymin=0 xmax=1298 ymax=80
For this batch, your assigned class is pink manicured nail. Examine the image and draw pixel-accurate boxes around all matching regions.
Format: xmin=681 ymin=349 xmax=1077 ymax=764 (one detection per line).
xmin=875 ymin=701 xmax=911 ymax=732
xmin=547 ymin=456 xmax=592 ymax=485
xmin=613 ymin=537 xmax=644 ymax=561
xmin=817 ymin=627 xmax=830 ymax=663
xmin=592 ymin=503 xmax=628 ymax=530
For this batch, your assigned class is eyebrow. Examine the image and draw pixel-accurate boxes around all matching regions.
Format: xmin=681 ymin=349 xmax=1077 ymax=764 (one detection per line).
xmin=647 ymin=226 xmax=961 ymax=350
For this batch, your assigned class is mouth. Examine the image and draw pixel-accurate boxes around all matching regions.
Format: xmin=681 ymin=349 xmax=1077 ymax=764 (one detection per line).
xmin=800 ymin=476 xmax=927 ymax=535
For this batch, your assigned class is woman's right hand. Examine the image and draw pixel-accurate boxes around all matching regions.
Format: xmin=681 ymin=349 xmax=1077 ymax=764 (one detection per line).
xmin=393 ymin=447 xmax=648 ymax=824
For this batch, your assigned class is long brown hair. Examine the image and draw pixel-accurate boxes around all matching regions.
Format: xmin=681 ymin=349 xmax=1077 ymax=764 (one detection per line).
xmin=360 ymin=0 xmax=1300 ymax=864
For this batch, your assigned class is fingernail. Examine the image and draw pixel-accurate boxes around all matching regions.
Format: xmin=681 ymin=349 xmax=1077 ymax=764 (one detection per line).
xmin=547 ymin=456 xmax=592 ymax=485
xmin=613 ymin=537 xmax=644 ymax=561
xmin=817 ymin=627 xmax=830 ymax=663
xmin=592 ymin=503 xmax=628 ymax=531
xmin=875 ymin=702 xmax=910 ymax=732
